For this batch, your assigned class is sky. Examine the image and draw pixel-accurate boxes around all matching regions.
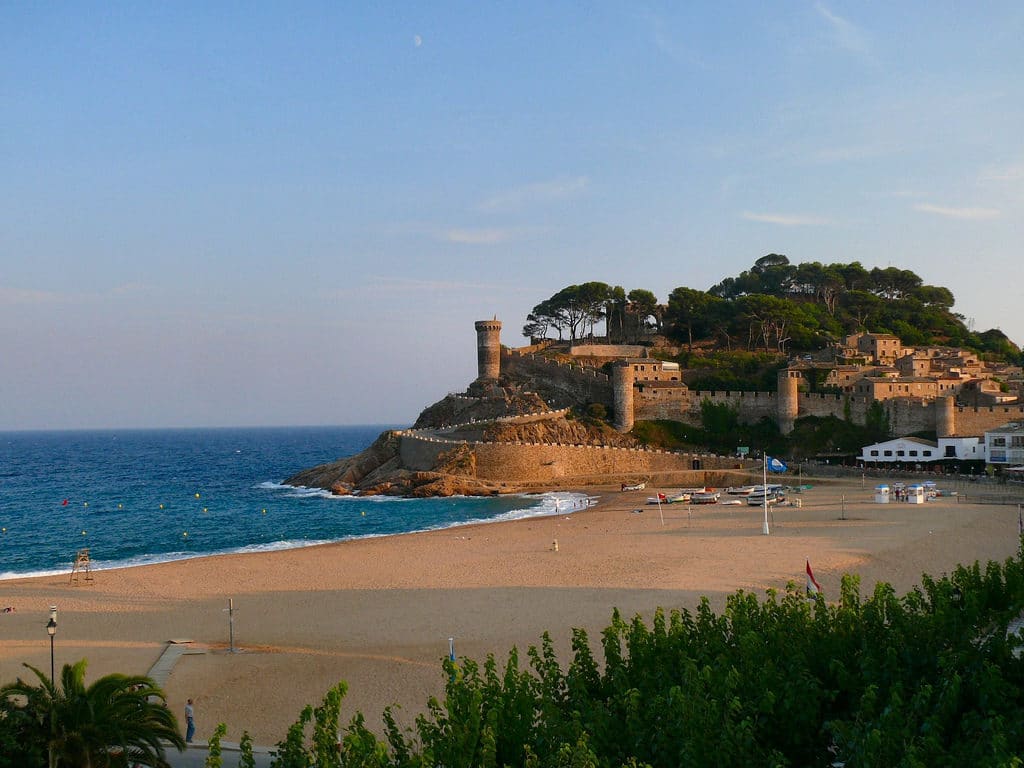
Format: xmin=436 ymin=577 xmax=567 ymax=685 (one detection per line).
xmin=2 ymin=2 xmax=1022 ymax=430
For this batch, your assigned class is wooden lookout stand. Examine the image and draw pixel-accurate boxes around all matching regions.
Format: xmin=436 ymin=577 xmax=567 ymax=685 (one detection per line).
xmin=69 ymin=548 xmax=94 ymax=585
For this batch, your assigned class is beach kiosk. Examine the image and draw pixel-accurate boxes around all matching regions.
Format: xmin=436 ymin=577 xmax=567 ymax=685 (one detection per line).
xmin=874 ymin=484 xmax=890 ymax=504
xmin=907 ymin=484 xmax=925 ymax=504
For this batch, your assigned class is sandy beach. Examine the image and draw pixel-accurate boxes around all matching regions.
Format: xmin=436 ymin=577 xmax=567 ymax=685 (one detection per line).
xmin=1 ymin=475 xmax=1021 ymax=746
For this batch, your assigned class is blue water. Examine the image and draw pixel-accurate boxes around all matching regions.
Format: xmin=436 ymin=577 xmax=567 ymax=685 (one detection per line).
xmin=0 ymin=426 xmax=591 ymax=579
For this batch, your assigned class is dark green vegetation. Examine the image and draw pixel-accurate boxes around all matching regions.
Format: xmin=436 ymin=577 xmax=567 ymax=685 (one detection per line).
xmin=523 ymin=256 xmax=1022 ymax=365
xmin=194 ymin=548 xmax=1024 ymax=768
xmin=0 ymin=659 xmax=184 ymax=768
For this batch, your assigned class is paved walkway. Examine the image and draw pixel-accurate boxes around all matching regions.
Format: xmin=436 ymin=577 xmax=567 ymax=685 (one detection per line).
xmin=147 ymin=638 xmax=207 ymax=687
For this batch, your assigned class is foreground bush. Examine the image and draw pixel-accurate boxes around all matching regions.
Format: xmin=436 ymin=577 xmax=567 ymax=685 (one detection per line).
xmin=270 ymin=545 xmax=1024 ymax=768
xmin=0 ymin=659 xmax=184 ymax=768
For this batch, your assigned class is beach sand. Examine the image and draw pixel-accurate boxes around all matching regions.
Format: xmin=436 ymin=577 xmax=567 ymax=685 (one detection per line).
xmin=1 ymin=475 xmax=1020 ymax=746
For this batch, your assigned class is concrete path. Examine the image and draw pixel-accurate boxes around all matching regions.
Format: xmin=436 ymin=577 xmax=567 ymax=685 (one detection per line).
xmin=147 ymin=638 xmax=206 ymax=688
xmin=165 ymin=742 xmax=275 ymax=767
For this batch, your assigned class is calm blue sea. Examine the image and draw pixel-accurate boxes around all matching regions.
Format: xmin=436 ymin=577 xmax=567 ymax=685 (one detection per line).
xmin=0 ymin=426 xmax=591 ymax=579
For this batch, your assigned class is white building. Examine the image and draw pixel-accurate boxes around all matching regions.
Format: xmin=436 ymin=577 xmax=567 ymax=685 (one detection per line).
xmin=984 ymin=422 xmax=1024 ymax=467
xmin=860 ymin=437 xmax=940 ymax=464
xmin=937 ymin=436 xmax=986 ymax=462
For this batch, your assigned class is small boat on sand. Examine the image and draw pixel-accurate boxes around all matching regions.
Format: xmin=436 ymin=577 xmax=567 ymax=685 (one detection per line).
xmin=691 ymin=490 xmax=720 ymax=504
xmin=621 ymin=481 xmax=646 ymax=491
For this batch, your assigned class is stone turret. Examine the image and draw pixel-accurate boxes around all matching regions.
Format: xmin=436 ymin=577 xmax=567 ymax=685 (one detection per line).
xmin=612 ymin=361 xmax=635 ymax=432
xmin=777 ymin=369 xmax=801 ymax=434
xmin=936 ymin=394 xmax=956 ymax=437
xmin=475 ymin=318 xmax=502 ymax=381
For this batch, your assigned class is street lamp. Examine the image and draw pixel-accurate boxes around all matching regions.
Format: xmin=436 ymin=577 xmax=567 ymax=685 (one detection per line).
xmin=46 ymin=606 xmax=57 ymax=682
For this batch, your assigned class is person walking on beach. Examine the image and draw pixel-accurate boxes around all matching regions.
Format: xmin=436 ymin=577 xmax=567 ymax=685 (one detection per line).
xmin=184 ymin=698 xmax=195 ymax=743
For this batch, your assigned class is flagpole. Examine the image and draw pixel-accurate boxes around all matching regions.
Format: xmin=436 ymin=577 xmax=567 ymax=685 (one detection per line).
xmin=762 ymin=454 xmax=770 ymax=535
xmin=657 ymin=493 xmax=664 ymax=526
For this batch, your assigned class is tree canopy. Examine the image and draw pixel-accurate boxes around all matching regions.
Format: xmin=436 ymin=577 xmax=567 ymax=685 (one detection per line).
xmin=523 ymin=258 xmax=1021 ymax=364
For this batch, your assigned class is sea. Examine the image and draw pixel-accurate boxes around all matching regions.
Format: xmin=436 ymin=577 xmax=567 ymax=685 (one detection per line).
xmin=0 ymin=426 xmax=593 ymax=580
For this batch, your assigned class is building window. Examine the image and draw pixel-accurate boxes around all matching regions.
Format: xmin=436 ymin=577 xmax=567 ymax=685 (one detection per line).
xmin=945 ymin=446 xmax=956 ymax=457
xmin=870 ymin=450 xmax=879 ymax=456
xmin=993 ymin=437 xmax=1006 ymax=446
xmin=884 ymin=450 xmax=893 ymax=457
xmin=897 ymin=450 xmax=905 ymax=457
xmin=909 ymin=450 xmax=918 ymax=456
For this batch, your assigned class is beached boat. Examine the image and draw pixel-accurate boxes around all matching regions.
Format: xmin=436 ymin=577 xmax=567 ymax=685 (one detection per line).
xmin=667 ymin=492 xmax=692 ymax=503
xmin=621 ymin=481 xmax=646 ymax=491
xmin=747 ymin=489 xmax=785 ymax=506
xmin=726 ymin=485 xmax=757 ymax=496
xmin=691 ymin=490 xmax=720 ymax=504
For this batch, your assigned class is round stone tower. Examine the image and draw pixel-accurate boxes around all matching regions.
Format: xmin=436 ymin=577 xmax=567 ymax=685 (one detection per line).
xmin=777 ymin=369 xmax=801 ymax=435
xmin=936 ymin=394 xmax=956 ymax=437
xmin=474 ymin=318 xmax=502 ymax=381
xmin=612 ymin=361 xmax=635 ymax=432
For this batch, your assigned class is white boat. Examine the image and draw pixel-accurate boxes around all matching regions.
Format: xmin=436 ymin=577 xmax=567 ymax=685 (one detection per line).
xmin=726 ymin=485 xmax=757 ymax=496
xmin=747 ymin=490 xmax=785 ymax=506
xmin=621 ymin=481 xmax=646 ymax=491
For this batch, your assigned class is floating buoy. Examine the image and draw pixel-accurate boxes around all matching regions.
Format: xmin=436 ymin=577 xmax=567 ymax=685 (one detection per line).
xmin=195 ymin=493 xmax=200 ymax=499
xmin=183 ymin=531 xmax=188 ymax=538
xmin=118 ymin=503 xmax=123 ymax=509
xmin=262 ymin=509 xmax=267 ymax=515
xmin=202 ymin=507 xmax=208 ymax=513
xmin=81 ymin=530 xmax=87 ymax=536
xmin=159 ymin=504 xmax=164 ymax=509
xmin=361 ymin=510 xmax=366 ymax=516
xmin=1 ymin=527 xmax=6 ymax=533
xmin=83 ymin=502 xmax=88 ymax=507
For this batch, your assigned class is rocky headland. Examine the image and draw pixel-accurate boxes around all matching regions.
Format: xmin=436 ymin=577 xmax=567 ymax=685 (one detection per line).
xmin=284 ymin=383 xmax=641 ymax=497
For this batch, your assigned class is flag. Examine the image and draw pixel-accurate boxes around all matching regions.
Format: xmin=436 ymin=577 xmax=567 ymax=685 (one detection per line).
xmin=657 ymin=493 xmax=667 ymax=502
xmin=766 ymin=456 xmax=788 ymax=473
xmin=806 ymin=558 xmax=822 ymax=596
xmin=62 ymin=499 xmax=69 ymax=506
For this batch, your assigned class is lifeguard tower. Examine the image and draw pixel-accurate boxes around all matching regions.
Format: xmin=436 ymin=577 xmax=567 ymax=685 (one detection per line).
xmin=69 ymin=548 xmax=93 ymax=585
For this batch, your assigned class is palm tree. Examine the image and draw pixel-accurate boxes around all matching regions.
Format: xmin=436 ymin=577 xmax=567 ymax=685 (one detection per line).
xmin=0 ymin=659 xmax=186 ymax=768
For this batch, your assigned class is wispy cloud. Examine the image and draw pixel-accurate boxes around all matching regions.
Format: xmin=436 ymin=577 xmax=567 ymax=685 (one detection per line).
xmin=741 ymin=211 xmax=833 ymax=227
xmin=0 ymin=286 xmax=63 ymax=304
xmin=815 ymin=2 xmax=873 ymax=60
xmin=913 ymin=203 xmax=1001 ymax=220
xmin=442 ymin=228 xmax=516 ymax=245
xmin=979 ymin=161 xmax=1024 ymax=183
xmin=477 ymin=176 xmax=589 ymax=212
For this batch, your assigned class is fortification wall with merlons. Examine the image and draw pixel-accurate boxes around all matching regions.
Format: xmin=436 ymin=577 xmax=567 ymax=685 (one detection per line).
xmin=482 ymin=318 xmax=1024 ymax=439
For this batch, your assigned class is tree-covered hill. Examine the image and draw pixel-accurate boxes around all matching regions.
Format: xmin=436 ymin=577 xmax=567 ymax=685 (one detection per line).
xmin=522 ymin=256 xmax=1022 ymax=364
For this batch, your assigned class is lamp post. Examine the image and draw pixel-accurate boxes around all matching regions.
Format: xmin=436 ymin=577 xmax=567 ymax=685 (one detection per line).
xmin=46 ymin=605 xmax=57 ymax=682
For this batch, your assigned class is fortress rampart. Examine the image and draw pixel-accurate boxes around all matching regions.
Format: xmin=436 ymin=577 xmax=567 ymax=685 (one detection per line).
xmin=480 ymin=318 xmax=1024 ymax=441
xmin=502 ymin=350 xmax=614 ymax=408
xmin=397 ymin=428 xmax=737 ymax=483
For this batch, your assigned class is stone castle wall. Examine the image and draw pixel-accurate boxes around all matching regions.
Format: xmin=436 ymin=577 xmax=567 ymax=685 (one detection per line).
xmin=397 ymin=429 xmax=737 ymax=483
xmin=502 ymin=351 xmax=614 ymax=407
xmin=951 ymin=404 xmax=1024 ymax=435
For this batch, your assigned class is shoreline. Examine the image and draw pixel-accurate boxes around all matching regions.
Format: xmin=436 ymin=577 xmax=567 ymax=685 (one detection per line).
xmin=0 ymin=488 xmax=598 ymax=582
xmin=1 ymin=476 xmax=1020 ymax=745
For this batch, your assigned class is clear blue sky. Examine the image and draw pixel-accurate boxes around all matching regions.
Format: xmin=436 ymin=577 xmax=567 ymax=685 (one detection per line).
xmin=2 ymin=3 xmax=1022 ymax=430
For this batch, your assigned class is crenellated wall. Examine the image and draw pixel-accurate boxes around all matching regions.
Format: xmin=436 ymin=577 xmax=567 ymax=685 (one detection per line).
xmin=502 ymin=351 xmax=614 ymax=407
xmin=397 ymin=429 xmax=737 ymax=482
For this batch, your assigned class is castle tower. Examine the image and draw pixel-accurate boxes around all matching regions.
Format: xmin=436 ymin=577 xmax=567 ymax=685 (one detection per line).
xmin=474 ymin=318 xmax=502 ymax=381
xmin=612 ymin=361 xmax=635 ymax=432
xmin=777 ymin=369 xmax=801 ymax=435
xmin=936 ymin=394 xmax=956 ymax=437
